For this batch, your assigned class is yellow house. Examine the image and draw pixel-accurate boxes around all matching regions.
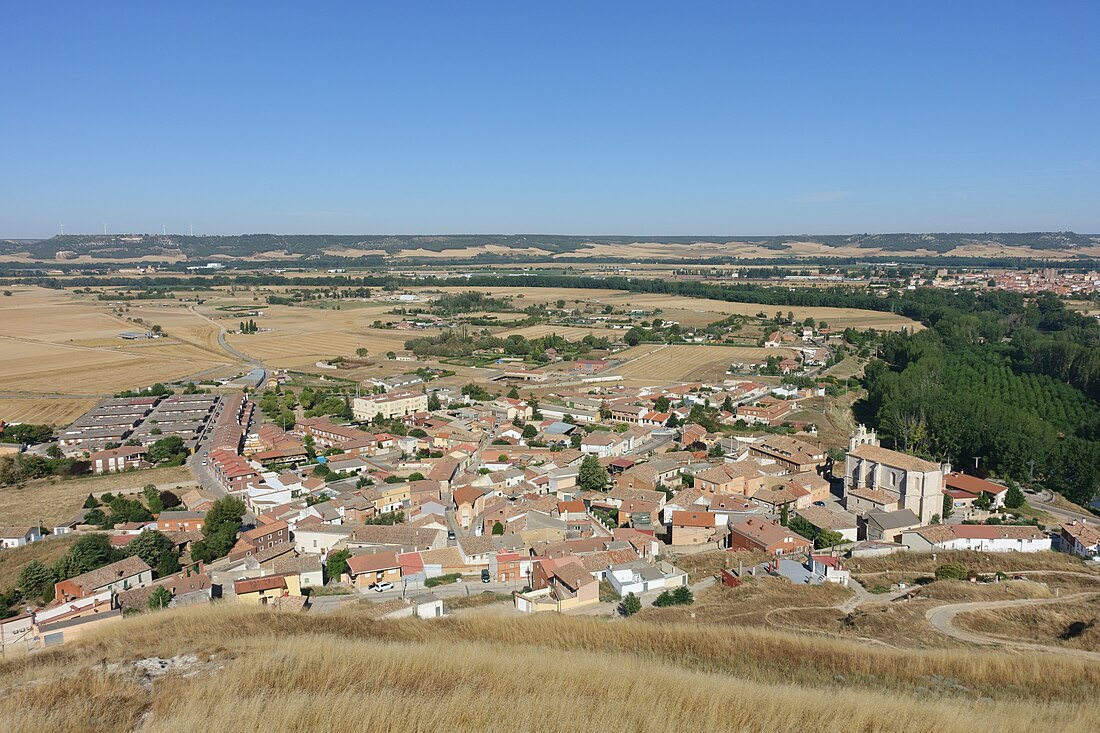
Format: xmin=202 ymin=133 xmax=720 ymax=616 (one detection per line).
xmin=346 ymin=551 xmax=402 ymax=589
xmin=233 ymin=574 xmax=301 ymax=605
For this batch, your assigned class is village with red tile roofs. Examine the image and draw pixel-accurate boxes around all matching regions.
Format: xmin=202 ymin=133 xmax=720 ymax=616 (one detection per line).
xmin=3 ymin=328 xmax=1099 ymax=654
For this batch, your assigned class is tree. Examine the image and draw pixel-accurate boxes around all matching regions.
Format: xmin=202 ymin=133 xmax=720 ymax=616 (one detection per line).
xmin=973 ymin=491 xmax=992 ymax=511
xmin=427 ymin=393 xmax=442 ymax=411
xmin=108 ymin=496 xmax=153 ymax=523
xmin=780 ymin=503 xmax=789 ymax=527
xmin=158 ymin=490 xmax=181 ymax=509
xmin=507 ymin=386 xmax=520 ymax=399
xmin=148 ymin=586 xmax=172 ymax=610
xmin=942 ymin=493 xmax=954 ymax=519
xmin=492 ymin=521 xmax=505 ymax=535
xmin=814 ymin=529 xmax=846 ymax=549
xmin=148 ymin=436 xmax=186 ymax=464
xmin=462 ymin=383 xmax=491 ymax=401
xmin=1004 ymin=482 xmax=1026 ymax=509
xmin=83 ymin=493 xmax=101 ymax=509
xmin=522 ymin=424 xmax=538 ymax=440
xmin=18 ymin=560 xmax=56 ymax=602
xmin=126 ymin=530 xmax=180 ymax=577
xmin=192 ymin=496 xmax=245 ymax=563
xmin=578 ymin=454 xmax=609 ymax=492
xmin=326 ymin=548 xmax=351 ymax=582
xmin=356 ymin=347 xmax=368 ymax=357
xmin=654 ymin=396 xmax=671 ymax=413
xmin=84 ymin=507 xmax=108 ymax=527
xmin=53 ymin=534 xmax=119 ymax=580
xmin=653 ymin=585 xmax=695 ymax=607
xmin=620 ymin=592 xmax=641 ymax=616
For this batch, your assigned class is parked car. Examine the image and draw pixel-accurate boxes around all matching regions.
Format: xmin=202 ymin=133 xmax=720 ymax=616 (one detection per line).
xmin=812 ymin=501 xmax=826 ymax=507
xmin=447 ymin=530 xmax=456 ymax=540
xmin=371 ymin=581 xmax=395 ymax=593
xmin=481 ymin=568 xmax=490 ymax=583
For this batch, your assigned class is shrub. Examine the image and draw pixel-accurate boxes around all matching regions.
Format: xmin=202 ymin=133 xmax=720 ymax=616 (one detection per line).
xmin=620 ymin=592 xmax=641 ymax=616
xmin=425 ymin=573 xmax=462 ymax=588
xmin=653 ymin=586 xmax=694 ymax=607
xmin=935 ymin=562 xmax=969 ymax=581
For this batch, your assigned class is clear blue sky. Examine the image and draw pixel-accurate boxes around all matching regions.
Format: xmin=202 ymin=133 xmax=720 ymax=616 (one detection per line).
xmin=2 ymin=2 xmax=1098 ymax=238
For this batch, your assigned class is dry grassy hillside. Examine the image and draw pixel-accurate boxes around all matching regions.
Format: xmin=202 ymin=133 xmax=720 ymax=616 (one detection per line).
xmin=1 ymin=604 xmax=1098 ymax=732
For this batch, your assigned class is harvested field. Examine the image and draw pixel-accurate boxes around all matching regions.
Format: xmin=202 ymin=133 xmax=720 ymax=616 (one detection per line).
xmin=212 ymin=300 xmax=436 ymax=369
xmin=0 ymin=465 xmax=195 ymax=528
xmin=427 ymin=285 xmax=921 ymax=330
xmin=614 ymin=344 xmax=796 ymax=382
xmin=0 ymin=397 xmax=98 ymax=426
xmin=500 ymin=323 xmax=620 ymax=341
xmin=0 ymin=288 xmax=234 ymax=396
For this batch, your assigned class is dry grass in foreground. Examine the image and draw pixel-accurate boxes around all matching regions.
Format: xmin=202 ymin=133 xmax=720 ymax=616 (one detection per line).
xmin=955 ymin=597 xmax=1100 ymax=652
xmin=3 ymin=603 xmax=1099 ymax=732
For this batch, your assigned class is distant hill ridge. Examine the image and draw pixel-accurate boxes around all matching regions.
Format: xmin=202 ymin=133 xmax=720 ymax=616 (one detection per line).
xmin=2 ymin=231 xmax=1096 ymax=260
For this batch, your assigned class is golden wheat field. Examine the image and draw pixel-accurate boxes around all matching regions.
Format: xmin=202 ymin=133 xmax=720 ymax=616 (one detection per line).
xmin=425 ymin=285 xmax=921 ymax=330
xmin=613 ymin=344 xmax=798 ymax=382
xmin=0 ymin=288 xmax=236 ymax=400
xmin=219 ymin=300 xmax=432 ymax=368
xmin=0 ymin=397 xmax=98 ymax=425
xmin=1 ymin=604 xmax=1098 ymax=733
xmin=0 ymin=280 xmax=917 ymax=401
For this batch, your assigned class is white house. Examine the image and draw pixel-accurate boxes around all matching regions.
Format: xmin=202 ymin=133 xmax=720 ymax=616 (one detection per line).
xmin=604 ymin=560 xmax=688 ymax=597
xmin=1058 ymin=520 xmax=1100 ymax=562
xmin=581 ymin=432 xmax=627 ymax=458
xmin=0 ymin=526 xmax=42 ymax=549
xmin=808 ymin=555 xmax=850 ymax=586
xmin=294 ymin=525 xmax=353 ymax=556
xmin=901 ymin=524 xmax=1051 ymax=553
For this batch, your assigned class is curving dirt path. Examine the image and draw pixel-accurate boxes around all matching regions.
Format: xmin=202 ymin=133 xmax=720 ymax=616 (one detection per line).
xmin=925 ymin=593 xmax=1100 ymax=661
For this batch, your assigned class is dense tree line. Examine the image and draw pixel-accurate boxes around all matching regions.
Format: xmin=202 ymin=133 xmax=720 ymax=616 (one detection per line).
xmin=859 ymin=292 xmax=1100 ymax=505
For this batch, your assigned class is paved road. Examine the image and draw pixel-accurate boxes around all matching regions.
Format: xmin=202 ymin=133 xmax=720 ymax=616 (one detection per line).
xmin=925 ymin=593 xmax=1100 ymax=660
xmin=188 ymin=305 xmax=264 ymax=368
xmin=185 ymin=394 xmax=237 ymax=499
xmin=1031 ymin=489 xmax=1098 ymax=524
xmin=366 ymin=577 xmax=520 ymax=602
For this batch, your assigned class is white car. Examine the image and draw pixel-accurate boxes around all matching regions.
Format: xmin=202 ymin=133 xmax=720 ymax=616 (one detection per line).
xmin=371 ymin=582 xmax=395 ymax=593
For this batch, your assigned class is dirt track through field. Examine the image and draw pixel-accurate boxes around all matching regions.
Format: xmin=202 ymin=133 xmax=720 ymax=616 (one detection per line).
xmin=926 ymin=592 xmax=1100 ymax=660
